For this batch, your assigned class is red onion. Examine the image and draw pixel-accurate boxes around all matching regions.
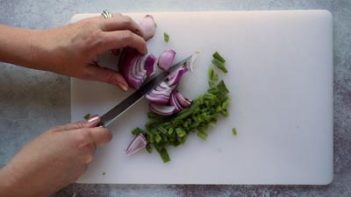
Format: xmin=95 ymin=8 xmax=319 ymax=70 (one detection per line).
xmin=119 ymin=49 xmax=156 ymax=89
xmin=144 ymin=54 xmax=157 ymax=77
xmin=170 ymin=92 xmax=182 ymax=112
xmin=150 ymin=103 xmax=176 ymax=116
xmin=139 ymin=15 xmax=156 ymax=41
xmin=166 ymin=66 xmax=188 ymax=87
xmin=173 ymin=90 xmax=192 ymax=108
xmin=158 ymin=49 xmax=176 ymax=71
xmin=126 ymin=133 xmax=148 ymax=156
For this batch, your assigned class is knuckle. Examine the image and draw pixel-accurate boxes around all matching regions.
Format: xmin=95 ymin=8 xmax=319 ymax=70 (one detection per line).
xmin=122 ymin=16 xmax=133 ymax=26
xmin=120 ymin=30 xmax=134 ymax=42
xmin=91 ymin=30 xmax=105 ymax=47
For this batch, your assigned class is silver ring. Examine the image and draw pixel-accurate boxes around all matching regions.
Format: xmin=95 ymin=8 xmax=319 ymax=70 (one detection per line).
xmin=101 ymin=10 xmax=112 ymax=19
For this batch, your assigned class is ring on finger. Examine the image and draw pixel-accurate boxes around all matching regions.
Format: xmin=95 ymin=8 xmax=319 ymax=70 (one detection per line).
xmin=101 ymin=10 xmax=112 ymax=19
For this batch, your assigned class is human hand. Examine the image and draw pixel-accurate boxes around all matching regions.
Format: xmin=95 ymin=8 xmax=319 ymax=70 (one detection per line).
xmin=0 ymin=117 xmax=111 ymax=197
xmin=30 ymin=13 xmax=147 ymax=91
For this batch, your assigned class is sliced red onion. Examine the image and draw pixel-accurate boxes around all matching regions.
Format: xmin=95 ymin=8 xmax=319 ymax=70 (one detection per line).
xmin=170 ymin=92 xmax=183 ymax=112
xmin=173 ymin=90 xmax=192 ymax=108
xmin=166 ymin=66 xmax=189 ymax=87
xmin=150 ymin=103 xmax=176 ymax=116
xmin=139 ymin=15 xmax=156 ymax=41
xmin=126 ymin=133 xmax=147 ymax=156
xmin=146 ymin=88 xmax=172 ymax=104
xmin=158 ymin=49 xmax=176 ymax=71
xmin=155 ymin=82 xmax=175 ymax=91
xmin=119 ymin=49 xmax=156 ymax=89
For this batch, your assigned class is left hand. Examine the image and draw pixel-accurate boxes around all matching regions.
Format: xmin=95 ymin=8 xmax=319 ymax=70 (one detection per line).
xmin=30 ymin=13 xmax=147 ymax=91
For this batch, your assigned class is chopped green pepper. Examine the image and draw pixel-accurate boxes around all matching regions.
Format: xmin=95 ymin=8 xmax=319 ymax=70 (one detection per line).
xmin=163 ymin=32 xmax=170 ymax=43
xmin=213 ymin=51 xmax=226 ymax=63
xmin=232 ymin=128 xmax=237 ymax=136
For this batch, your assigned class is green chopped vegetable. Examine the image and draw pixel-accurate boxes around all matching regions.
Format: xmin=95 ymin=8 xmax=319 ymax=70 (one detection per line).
xmin=212 ymin=58 xmax=228 ymax=73
xmin=208 ymin=67 xmax=219 ymax=87
xmin=159 ymin=148 xmax=171 ymax=163
xmin=232 ymin=128 xmax=237 ymax=136
xmin=213 ymin=51 xmax=226 ymax=63
xmin=176 ymin=128 xmax=186 ymax=138
xmin=132 ymin=127 xmax=144 ymax=135
xmin=83 ymin=113 xmax=91 ymax=120
xmin=131 ymin=52 xmax=232 ymax=162
xmin=163 ymin=32 xmax=170 ymax=43
xmin=197 ymin=130 xmax=208 ymax=140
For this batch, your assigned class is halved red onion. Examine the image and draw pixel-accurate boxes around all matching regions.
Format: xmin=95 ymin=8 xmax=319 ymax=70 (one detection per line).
xmin=158 ymin=49 xmax=176 ymax=71
xmin=126 ymin=133 xmax=147 ymax=156
xmin=139 ymin=15 xmax=156 ymax=41
xmin=173 ymin=90 xmax=192 ymax=108
xmin=166 ymin=66 xmax=188 ymax=87
xmin=150 ymin=103 xmax=176 ymax=116
xmin=119 ymin=49 xmax=156 ymax=89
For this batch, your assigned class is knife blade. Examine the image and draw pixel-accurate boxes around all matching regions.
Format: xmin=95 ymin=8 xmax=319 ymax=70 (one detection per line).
xmin=99 ymin=55 xmax=193 ymax=127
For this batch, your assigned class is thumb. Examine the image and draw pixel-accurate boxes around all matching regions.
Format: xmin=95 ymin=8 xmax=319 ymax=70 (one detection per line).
xmin=88 ymin=127 xmax=113 ymax=146
xmin=53 ymin=116 xmax=101 ymax=131
xmin=85 ymin=65 xmax=129 ymax=91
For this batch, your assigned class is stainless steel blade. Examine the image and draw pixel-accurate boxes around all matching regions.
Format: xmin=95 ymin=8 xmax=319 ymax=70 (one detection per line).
xmin=100 ymin=55 xmax=193 ymax=127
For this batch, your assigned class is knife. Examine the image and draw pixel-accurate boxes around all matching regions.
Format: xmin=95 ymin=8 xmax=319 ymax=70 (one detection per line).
xmin=99 ymin=55 xmax=194 ymax=127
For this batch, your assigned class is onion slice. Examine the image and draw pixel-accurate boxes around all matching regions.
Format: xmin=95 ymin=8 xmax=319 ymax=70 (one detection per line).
xmin=173 ymin=90 xmax=192 ymax=108
xmin=158 ymin=49 xmax=176 ymax=71
xmin=150 ymin=103 xmax=176 ymax=116
xmin=126 ymin=133 xmax=148 ymax=156
xmin=167 ymin=66 xmax=188 ymax=87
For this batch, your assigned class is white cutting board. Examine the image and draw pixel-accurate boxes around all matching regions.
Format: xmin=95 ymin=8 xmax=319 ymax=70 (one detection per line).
xmin=71 ymin=10 xmax=333 ymax=185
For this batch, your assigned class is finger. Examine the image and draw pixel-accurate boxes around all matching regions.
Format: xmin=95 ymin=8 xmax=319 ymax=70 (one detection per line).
xmin=100 ymin=14 xmax=144 ymax=38
xmin=101 ymin=30 xmax=147 ymax=54
xmin=88 ymin=127 xmax=113 ymax=146
xmin=52 ymin=116 xmax=101 ymax=131
xmin=84 ymin=65 xmax=129 ymax=91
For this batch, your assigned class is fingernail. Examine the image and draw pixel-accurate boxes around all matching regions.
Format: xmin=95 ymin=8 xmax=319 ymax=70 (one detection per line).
xmin=87 ymin=116 xmax=100 ymax=127
xmin=119 ymin=82 xmax=128 ymax=91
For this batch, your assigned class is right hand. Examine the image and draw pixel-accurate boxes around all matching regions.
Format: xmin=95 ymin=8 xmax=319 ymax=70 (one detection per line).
xmin=0 ymin=116 xmax=111 ymax=197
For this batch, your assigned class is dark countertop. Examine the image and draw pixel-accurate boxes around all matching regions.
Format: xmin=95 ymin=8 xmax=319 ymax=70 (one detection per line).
xmin=0 ymin=0 xmax=350 ymax=196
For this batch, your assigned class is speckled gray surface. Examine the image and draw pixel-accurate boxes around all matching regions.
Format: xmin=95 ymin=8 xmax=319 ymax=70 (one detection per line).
xmin=0 ymin=0 xmax=350 ymax=196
